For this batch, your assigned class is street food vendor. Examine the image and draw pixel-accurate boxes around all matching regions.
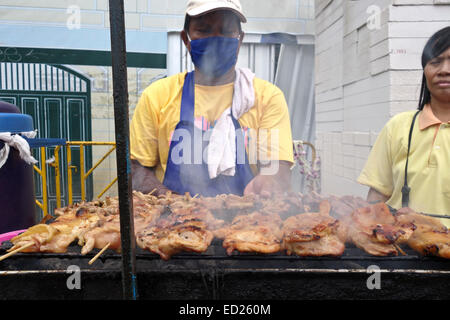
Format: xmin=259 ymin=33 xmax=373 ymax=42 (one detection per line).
xmin=358 ymin=26 xmax=450 ymax=227
xmin=130 ymin=0 xmax=294 ymax=197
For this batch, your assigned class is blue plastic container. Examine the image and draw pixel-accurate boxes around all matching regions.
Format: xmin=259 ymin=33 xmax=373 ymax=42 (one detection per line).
xmin=0 ymin=102 xmax=36 ymax=234
xmin=0 ymin=113 xmax=34 ymax=133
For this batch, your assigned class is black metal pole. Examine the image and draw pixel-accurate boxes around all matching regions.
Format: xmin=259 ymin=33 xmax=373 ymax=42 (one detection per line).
xmin=108 ymin=0 xmax=138 ymax=300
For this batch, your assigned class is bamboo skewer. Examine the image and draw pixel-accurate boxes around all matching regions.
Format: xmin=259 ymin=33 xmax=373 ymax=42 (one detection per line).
xmin=88 ymin=242 xmax=111 ymax=265
xmin=193 ymin=194 xmax=199 ymax=199
xmin=394 ymin=244 xmax=406 ymax=256
xmin=148 ymin=188 xmax=157 ymax=196
xmin=0 ymin=242 xmax=34 ymax=262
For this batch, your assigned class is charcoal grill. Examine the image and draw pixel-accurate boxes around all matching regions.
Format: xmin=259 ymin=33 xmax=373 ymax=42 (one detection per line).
xmin=2 ymin=0 xmax=449 ymax=302
xmin=1 ymin=240 xmax=449 ymax=300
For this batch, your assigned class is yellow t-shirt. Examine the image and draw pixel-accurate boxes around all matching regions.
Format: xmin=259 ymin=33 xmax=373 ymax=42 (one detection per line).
xmin=130 ymin=72 xmax=294 ymax=183
xmin=357 ymin=106 xmax=450 ymax=227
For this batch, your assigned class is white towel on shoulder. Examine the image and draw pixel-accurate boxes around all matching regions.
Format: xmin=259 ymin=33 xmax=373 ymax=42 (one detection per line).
xmin=0 ymin=131 xmax=38 ymax=169
xmin=207 ymin=67 xmax=255 ymax=179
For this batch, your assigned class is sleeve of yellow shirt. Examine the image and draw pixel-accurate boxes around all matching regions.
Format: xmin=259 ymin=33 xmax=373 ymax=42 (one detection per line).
xmin=130 ymin=86 xmax=160 ymax=168
xmin=357 ymin=122 xmax=394 ymax=197
xmin=256 ymin=81 xmax=294 ymax=165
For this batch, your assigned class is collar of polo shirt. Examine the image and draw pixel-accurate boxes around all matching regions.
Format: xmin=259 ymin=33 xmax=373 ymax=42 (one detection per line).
xmin=419 ymin=104 xmax=450 ymax=130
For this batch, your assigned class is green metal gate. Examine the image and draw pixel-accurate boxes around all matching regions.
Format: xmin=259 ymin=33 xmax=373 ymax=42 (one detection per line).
xmin=0 ymin=62 xmax=93 ymax=219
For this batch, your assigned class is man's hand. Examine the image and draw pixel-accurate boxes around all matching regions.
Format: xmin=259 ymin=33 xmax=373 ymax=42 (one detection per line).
xmin=131 ymin=160 xmax=172 ymax=196
xmin=243 ymin=174 xmax=282 ymax=196
xmin=244 ymin=161 xmax=292 ymax=196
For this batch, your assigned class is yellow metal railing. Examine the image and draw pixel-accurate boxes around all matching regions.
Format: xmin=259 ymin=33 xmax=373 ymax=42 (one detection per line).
xmin=65 ymin=141 xmax=117 ymax=206
xmin=34 ymin=141 xmax=117 ymax=216
xmin=33 ymin=147 xmax=49 ymax=217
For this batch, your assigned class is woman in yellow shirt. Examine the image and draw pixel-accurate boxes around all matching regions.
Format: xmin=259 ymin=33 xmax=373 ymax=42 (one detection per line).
xmin=358 ymin=26 xmax=450 ymax=227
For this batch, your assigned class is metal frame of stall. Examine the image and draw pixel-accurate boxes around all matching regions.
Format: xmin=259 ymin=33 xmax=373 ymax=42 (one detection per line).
xmin=107 ymin=0 xmax=138 ymax=300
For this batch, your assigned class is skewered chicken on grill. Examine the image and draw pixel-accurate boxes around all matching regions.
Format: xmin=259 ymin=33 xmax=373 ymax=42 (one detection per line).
xmin=75 ymin=192 xmax=175 ymax=255
xmin=8 ymin=224 xmax=58 ymax=253
xmin=346 ymin=203 xmax=415 ymax=256
xmin=78 ymin=215 xmax=122 ymax=254
xmin=9 ymin=202 xmax=103 ymax=253
xmin=8 ymin=192 xmax=160 ymax=255
xmin=7 ymin=190 xmax=450 ymax=260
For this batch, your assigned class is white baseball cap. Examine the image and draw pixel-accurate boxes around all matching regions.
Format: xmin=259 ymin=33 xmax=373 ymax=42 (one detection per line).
xmin=186 ymin=0 xmax=247 ymax=23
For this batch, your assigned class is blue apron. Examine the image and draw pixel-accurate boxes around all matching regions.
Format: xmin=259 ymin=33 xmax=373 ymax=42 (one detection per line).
xmin=162 ymin=71 xmax=254 ymax=197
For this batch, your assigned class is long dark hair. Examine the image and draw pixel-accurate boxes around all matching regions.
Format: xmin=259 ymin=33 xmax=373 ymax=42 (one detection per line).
xmin=418 ymin=26 xmax=450 ymax=110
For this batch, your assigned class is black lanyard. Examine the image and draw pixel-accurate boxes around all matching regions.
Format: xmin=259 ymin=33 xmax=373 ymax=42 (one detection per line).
xmin=401 ymin=110 xmax=421 ymax=208
xmin=399 ymin=110 xmax=450 ymax=219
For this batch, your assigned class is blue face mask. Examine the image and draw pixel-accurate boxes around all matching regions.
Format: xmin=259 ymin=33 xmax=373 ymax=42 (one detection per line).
xmin=189 ymin=36 xmax=239 ymax=78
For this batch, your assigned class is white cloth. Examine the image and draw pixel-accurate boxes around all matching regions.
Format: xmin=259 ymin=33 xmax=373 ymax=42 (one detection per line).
xmin=0 ymin=131 xmax=38 ymax=169
xmin=207 ymin=67 xmax=255 ymax=179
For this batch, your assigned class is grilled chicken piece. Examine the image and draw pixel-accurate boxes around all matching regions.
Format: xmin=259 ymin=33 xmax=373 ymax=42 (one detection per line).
xmin=133 ymin=194 xmax=165 ymax=234
xmin=169 ymin=206 xmax=225 ymax=231
xmin=41 ymin=210 xmax=99 ymax=253
xmin=38 ymin=233 xmax=78 ymax=253
xmin=395 ymin=208 xmax=450 ymax=259
xmin=28 ymin=191 xmax=162 ymax=256
xmin=74 ymin=191 xmax=163 ymax=255
xmin=79 ymin=216 xmax=121 ymax=255
xmin=8 ymin=224 xmax=58 ymax=253
xmin=395 ymin=208 xmax=447 ymax=232
xmin=222 ymin=226 xmax=282 ymax=255
xmin=407 ymin=229 xmax=450 ymax=258
xmin=224 ymin=193 xmax=258 ymax=210
xmin=9 ymin=226 xmax=81 ymax=254
xmin=347 ymin=229 xmax=398 ymax=256
xmin=346 ymin=203 xmax=415 ymax=256
xmin=41 ymin=203 xmax=108 ymax=253
xmin=136 ymin=219 xmax=213 ymax=260
xmin=216 ymin=212 xmax=283 ymax=255
xmin=282 ymin=207 xmax=345 ymax=257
